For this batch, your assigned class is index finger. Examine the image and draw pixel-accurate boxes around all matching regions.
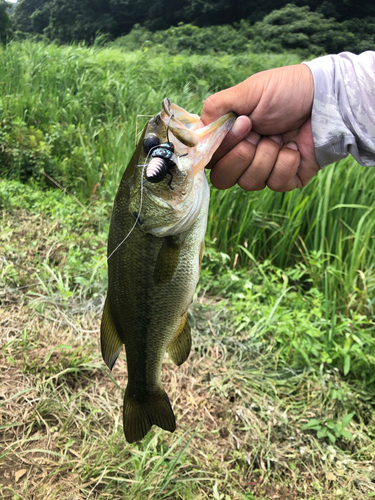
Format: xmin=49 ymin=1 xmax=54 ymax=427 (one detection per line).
xmin=200 ymin=77 xmax=263 ymax=125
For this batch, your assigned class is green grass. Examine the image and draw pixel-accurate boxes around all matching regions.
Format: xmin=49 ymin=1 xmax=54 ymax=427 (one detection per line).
xmin=208 ymin=157 xmax=375 ymax=315
xmin=1 ymin=41 xmax=375 ymax=317
xmin=0 ymin=41 xmax=300 ymax=199
xmin=1 ymin=180 xmax=375 ymax=499
xmin=1 ymin=41 xmax=375 ymax=498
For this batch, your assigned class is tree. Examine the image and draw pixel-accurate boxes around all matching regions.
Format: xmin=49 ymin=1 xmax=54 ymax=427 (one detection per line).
xmin=295 ymin=0 xmax=375 ymax=22
xmin=11 ymin=0 xmax=375 ymax=46
xmin=45 ymin=0 xmax=113 ymax=43
xmin=13 ymin=0 xmax=50 ymax=35
xmin=252 ymin=4 xmax=348 ymax=55
xmin=0 ymin=0 xmax=12 ymax=45
xmin=14 ymin=0 xmax=115 ymax=43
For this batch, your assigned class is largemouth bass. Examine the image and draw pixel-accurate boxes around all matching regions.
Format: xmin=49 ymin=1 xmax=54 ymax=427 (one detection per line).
xmin=101 ymin=98 xmax=235 ymax=443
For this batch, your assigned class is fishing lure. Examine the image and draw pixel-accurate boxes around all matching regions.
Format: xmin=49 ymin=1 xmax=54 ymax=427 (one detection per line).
xmin=144 ymin=120 xmax=187 ymax=190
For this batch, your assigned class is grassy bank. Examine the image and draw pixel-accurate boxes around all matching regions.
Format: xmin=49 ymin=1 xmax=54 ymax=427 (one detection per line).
xmin=1 ymin=181 xmax=375 ymax=499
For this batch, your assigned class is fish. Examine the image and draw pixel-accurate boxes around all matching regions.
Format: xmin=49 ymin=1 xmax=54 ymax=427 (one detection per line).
xmin=100 ymin=98 xmax=235 ymax=443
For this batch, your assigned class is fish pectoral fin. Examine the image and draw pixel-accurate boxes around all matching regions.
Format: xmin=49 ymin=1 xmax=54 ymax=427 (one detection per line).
xmin=100 ymin=298 xmax=123 ymax=370
xmin=199 ymin=240 xmax=205 ymax=273
xmin=123 ymin=386 xmax=176 ymax=443
xmin=154 ymin=235 xmax=184 ymax=285
xmin=168 ymin=313 xmax=192 ymax=366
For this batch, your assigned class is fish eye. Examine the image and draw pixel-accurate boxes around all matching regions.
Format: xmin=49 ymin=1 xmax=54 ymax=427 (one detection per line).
xmin=143 ymin=134 xmax=160 ymax=154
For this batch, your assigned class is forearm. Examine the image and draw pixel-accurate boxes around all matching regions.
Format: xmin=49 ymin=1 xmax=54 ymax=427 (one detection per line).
xmin=303 ymin=51 xmax=375 ymax=168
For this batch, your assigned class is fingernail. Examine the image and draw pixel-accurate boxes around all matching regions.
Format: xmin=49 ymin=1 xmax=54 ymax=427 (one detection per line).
xmin=231 ymin=116 xmax=251 ymax=137
xmin=246 ymin=131 xmax=261 ymax=146
xmin=285 ymin=142 xmax=298 ymax=151
xmin=269 ymin=135 xmax=283 ymax=145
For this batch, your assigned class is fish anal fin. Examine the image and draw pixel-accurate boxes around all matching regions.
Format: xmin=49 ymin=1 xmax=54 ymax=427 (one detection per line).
xmin=168 ymin=313 xmax=192 ymax=366
xmin=100 ymin=298 xmax=123 ymax=370
xmin=123 ymin=386 xmax=176 ymax=443
xmin=154 ymin=236 xmax=183 ymax=285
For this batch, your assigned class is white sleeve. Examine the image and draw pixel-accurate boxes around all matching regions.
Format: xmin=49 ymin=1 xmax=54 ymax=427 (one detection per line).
xmin=303 ymin=51 xmax=375 ymax=168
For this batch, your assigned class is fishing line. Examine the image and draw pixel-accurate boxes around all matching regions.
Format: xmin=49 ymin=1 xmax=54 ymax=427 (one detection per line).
xmin=3 ymin=146 xmax=157 ymax=294
xmin=105 ymin=160 xmax=146 ymax=262
xmin=3 ymin=113 xmax=181 ymax=295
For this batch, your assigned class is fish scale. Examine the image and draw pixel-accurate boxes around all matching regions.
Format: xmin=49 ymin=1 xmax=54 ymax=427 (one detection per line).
xmin=100 ymin=98 xmax=235 ymax=443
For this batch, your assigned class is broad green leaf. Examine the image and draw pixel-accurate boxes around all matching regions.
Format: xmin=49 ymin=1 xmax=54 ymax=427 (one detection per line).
xmin=302 ymin=419 xmax=320 ymax=430
xmin=327 ymin=431 xmax=336 ymax=443
xmin=341 ymin=413 xmax=354 ymax=428
xmin=343 ymin=355 xmax=351 ymax=376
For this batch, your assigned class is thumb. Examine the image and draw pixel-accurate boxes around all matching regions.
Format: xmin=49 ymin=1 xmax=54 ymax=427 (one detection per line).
xmin=200 ymin=75 xmax=263 ymax=125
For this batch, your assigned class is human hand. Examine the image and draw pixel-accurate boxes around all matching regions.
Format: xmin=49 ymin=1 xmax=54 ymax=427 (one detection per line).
xmin=200 ymin=64 xmax=320 ymax=192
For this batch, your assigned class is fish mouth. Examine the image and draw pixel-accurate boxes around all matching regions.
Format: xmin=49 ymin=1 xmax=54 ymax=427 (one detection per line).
xmin=162 ymin=98 xmax=201 ymax=131
xmin=161 ymin=98 xmax=201 ymax=148
xmin=144 ymin=99 xmax=235 ymax=176
xmin=161 ymin=97 xmax=236 ymax=174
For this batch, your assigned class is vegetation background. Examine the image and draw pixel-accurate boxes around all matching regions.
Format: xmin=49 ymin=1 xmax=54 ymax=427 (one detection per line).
xmin=1 ymin=1 xmax=375 ymax=499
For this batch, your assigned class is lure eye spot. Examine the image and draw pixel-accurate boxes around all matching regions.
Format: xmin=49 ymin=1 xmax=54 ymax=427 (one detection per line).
xmin=143 ymin=134 xmax=160 ymax=154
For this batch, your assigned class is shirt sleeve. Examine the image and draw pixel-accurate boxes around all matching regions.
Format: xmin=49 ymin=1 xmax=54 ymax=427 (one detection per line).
xmin=303 ymin=51 xmax=375 ymax=168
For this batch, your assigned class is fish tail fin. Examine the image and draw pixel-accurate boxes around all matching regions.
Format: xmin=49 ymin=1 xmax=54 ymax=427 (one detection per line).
xmin=123 ymin=386 xmax=176 ymax=443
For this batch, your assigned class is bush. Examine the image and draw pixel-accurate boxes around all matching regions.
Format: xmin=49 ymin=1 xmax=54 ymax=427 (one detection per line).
xmin=0 ymin=115 xmax=100 ymax=197
xmin=0 ymin=116 xmax=52 ymax=181
xmin=0 ymin=41 xmax=300 ymax=199
xmin=113 ymin=22 xmax=254 ymax=55
xmin=341 ymin=17 xmax=375 ymax=53
xmin=252 ymin=4 xmax=347 ymax=55
xmin=114 ymin=10 xmax=375 ymax=57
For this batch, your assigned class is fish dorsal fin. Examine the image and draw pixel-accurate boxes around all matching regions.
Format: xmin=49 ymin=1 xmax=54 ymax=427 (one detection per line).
xmin=168 ymin=313 xmax=192 ymax=366
xmin=100 ymin=298 xmax=123 ymax=370
xmin=154 ymin=236 xmax=184 ymax=285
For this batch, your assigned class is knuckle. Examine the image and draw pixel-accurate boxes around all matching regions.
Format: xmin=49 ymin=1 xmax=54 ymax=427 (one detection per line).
xmin=210 ymin=169 xmax=235 ymax=190
xmin=238 ymin=174 xmax=265 ymax=192
xmin=280 ymin=148 xmax=300 ymax=166
xmin=259 ymin=144 xmax=279 ymax=161
xmin=266 ymin=148 xmax=301 ymax=192
xmin=234 ymin=142 xmax=253 ymax=164
xmin=267 ymin=170 xmax=294 ymax=192
xmin=238 ymin=177 xmax=253 ymax=191
xmin=267 ymin=179 xmax=290 ymax=192
xmin=202 ymin=95 xmax=220 ymax=121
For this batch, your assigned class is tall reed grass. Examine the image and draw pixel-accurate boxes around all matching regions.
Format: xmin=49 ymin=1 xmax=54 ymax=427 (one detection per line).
xmin=1 ymin=41 xmax=375 ymax=314
xmin=0 ymin=41 xmax=300 ymax=197
xmin=208 ymin=158 xmax=375 ymax=314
